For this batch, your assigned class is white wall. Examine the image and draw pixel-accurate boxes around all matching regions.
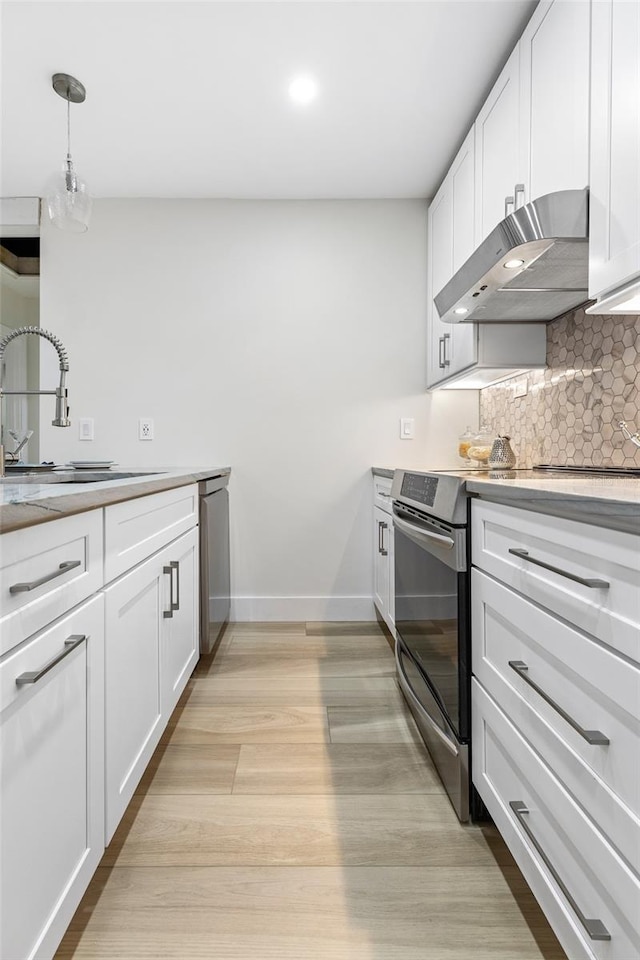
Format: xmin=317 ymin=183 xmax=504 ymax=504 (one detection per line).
xmin=40 ymin=200 xmax=478 ymax=620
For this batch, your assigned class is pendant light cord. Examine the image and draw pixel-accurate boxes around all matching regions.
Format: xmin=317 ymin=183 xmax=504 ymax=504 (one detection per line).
xmin=67 ymin=96 xmax=72 ymax=163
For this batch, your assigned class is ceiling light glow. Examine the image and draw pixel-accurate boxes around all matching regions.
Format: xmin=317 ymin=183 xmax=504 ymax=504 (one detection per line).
xmin=454 ymin=307 xmax=468 ymax=315
xmin=288 ymin=75 xmax=318 ymax=105
xmin=504 ymin=258 xmax=525 ymax=269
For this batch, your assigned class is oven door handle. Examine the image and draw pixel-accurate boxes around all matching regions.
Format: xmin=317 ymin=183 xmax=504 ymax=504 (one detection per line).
xmin=393 ymin=514 xmax=455 ymax=550
xmin=395 ymin=643 xmax=459 ymax=757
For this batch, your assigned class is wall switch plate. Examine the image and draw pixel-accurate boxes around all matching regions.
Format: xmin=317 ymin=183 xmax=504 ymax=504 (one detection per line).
xmin=138 ymin=418 xmax=154 ymax=441
xmin=400 ymin=418 xmax=415 ymax=439
xmin=79 ymin=418 xmax=94 ymax=441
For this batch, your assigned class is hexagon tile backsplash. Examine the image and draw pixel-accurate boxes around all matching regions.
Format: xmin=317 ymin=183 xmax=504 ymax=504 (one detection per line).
xmin=480 ymin=308 xmax=640 ymax=469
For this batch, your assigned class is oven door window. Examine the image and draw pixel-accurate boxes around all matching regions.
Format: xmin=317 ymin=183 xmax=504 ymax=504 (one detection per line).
xmin=394 ymin=523 xmax=469 ymax=740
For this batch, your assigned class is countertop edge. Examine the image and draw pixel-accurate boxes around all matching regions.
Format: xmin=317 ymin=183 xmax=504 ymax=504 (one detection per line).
xmin=0 ymin=467 xmax=231 ymax=535
xmin=467 ymin=479 xmax=640 ymax=535
xmin=371 ymin=467 xmax=395 ymax=479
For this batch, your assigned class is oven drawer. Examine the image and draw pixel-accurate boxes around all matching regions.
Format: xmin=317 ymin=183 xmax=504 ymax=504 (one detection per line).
xmin=471 ymin=500 xmax=640 ymax=660
xmin=472 ymin=679 xmax=640 ymax=960
xmin=472 ymin=568 xmax=640 ymax=871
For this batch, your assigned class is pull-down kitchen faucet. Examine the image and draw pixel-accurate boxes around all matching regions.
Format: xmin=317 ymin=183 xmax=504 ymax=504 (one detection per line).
xmin=0 ymin=326 xmax=71 ymax=477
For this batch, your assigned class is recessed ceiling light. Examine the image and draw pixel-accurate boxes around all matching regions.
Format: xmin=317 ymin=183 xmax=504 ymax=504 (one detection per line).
xmin=504 ymin=258 xmax=525 ymax=269
xmin=454 ymin=307 xmax=468 ymax=315
xmin=288 ymin=75 xmax=318 ymax=105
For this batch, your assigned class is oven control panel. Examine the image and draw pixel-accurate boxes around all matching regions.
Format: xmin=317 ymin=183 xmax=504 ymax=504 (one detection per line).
xmin=400 ymin=473 xmax=439 ymax=507
xmin=391 ymin=469 xmax=468 ymax=525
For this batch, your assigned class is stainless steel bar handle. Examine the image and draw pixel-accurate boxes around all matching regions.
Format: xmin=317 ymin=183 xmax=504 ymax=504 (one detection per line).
xmin=505 ymin=195 xmax=515 ymax=217
xmin=163 ymin=564 xmax=175 ymax=618
xmin=509 ymin=801 xmax=611 ymax=942
xmin=442 ymin=333 xmax=451 ymax=366
xmin=15 ymin=634 xmax=87 ymax=686
xmin=438 ymin=337 xmax=445 ymax=369
xmin=508 ymin=548 xmax=610 ymax=589
xmin=10 ymin=559 xmax=82 ymax=594
xmin=514 ymin=183 xmax=526 ymax=209
xmin=508 ymin=660 xmax=609 ymax=745
xmin=393 ymin=514 xmax=455 ymax=550
xmin=380 ymin=521 xmax=388 ymax=557
xmin=395 ymin=644 xmax=459 ymax=757
xmin=171 ymin=560 xmax=180 ymax=611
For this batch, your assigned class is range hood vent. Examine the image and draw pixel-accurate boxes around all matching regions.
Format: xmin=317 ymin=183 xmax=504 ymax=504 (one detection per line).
xmin=435 ymin=188 xmax=589 ymax=324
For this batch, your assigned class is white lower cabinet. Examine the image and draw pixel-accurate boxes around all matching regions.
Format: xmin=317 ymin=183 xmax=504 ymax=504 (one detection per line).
xmin=161 ymin=527 xmax=199 ymax=719
xmin=471 ymin=498 xmax=640 ymax=960
xmin=104 ymin=526 xmax=199 ymax=842
xmin=473 ymin=680 xmax=640 ymax=960
xmin=372 ymin=477 xmax=395 ymax=636
xmin=0 ymin=595 xmax=105 ymax=960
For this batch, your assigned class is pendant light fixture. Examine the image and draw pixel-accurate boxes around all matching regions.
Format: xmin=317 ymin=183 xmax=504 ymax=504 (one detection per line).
xmin=45 ymin=73 xmax=92 ymax=233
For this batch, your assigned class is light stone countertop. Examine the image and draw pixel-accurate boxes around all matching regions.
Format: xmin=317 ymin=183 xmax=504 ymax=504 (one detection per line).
xmin=371 ymin=465 xmax=639 ymax=534
xmin=0 ymin=467 xmax=231 ymax=535
xmin=465 ymin=473 xmax=639 ymax=534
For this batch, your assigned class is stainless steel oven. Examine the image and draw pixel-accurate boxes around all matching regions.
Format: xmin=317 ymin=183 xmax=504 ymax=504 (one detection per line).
xmin=391 ymin=469 xmax=472 ymax=821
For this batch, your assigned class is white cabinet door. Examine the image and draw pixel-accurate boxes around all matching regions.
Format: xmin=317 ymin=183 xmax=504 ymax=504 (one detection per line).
xmin=161 ymin=527 xmax=199 ymax=719
xmin=0 ymin=595 xmax=104 ymax=960
xmin=373 ymin=505 xmax=390 ymax=625
xmin=474 ymin=45 xmax=521 ymax=243
xmin=589 ymin=0 xmax=640 ymax=300
xmin=104 ymin=553 xmax=164 ymax=843
xmin=449 ymin=128 xmax=477 ymax=374
xmin=426 ymin=183 xmax=454 ymax=388
xmin=519 ymin=0 xmax=590 ymax=204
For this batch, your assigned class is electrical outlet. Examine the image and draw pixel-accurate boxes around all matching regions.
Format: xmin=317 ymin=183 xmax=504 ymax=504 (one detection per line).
xmin=79 ymin=418 xmax=94 ymax=441
xmin=138 ymin=418 xmax=154 ymax=441
xmin=512 ymin=377 xmax=528 ymax=399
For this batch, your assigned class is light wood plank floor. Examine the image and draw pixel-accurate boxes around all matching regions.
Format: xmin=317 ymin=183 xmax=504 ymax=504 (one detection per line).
xmin=56 ymin=622 xmax=566 ymax=960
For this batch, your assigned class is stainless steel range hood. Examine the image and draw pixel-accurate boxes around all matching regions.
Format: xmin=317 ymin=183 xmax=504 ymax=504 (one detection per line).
xmin=435 ymin=188 xmax=589 ymax=324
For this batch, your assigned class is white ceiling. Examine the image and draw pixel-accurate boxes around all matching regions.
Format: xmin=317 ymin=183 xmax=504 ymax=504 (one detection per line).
xmin=1 ymin=1 xmax=537 ymax=200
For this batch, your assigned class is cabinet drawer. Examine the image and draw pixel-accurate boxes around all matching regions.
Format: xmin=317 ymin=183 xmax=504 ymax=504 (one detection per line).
xmin=104 ymin=483 xmax=198 ymax=582
xmin=0 ymin=594 xmax=104 ymax=960
xmin=473 ymin=679 xmax=640 ymax=960
xmin=472 ymin=500 xmax=640 ymax=660
xmin=373 ymin=475 xmax=393 ymax=515
xmin=472 ymin=568 xmax=640 ymax=870
xmin=0 ymin=511 xmax=103 ymax=658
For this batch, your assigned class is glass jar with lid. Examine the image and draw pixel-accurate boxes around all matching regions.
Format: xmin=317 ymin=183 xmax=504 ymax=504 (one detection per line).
xmin=458 ymin=426 xmax=475 ymax=463
xmin=467 ymin=424 xmax=495 ymax=467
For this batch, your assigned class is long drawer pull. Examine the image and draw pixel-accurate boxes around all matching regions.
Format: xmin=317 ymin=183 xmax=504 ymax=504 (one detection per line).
xmin=508 ymin=548 xmax=610 ymax=589
xmin=9 ymin=559 xmax=82 ymax=594
xmin=509 ymin=801 xmax=611 ymax=942
xmin=508 ymin=661 xmax=609 ymax=745
xmin=15 ymin=634 xmax=87 ymax=686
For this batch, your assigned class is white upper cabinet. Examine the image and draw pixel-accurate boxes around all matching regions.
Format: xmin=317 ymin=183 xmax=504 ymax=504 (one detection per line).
xmin=427 ymin=128 xmax=477 ymax=387
xmin=474 ymin=0 xmax=590 ymax=245
xmin=474 ymin=46 xmax=521 ymax=244
xmin=519 ymin=0 xmax=590 ymax=203
xmin=589 ymin=0 xmax=640 ymax=305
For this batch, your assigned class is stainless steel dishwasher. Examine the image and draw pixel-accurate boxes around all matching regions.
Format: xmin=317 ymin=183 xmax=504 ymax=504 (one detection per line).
xmin=199 ymin=475 xmax=230 ymax=653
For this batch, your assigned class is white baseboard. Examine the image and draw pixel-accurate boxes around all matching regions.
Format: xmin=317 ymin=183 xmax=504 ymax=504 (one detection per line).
xmin=230 ymin=596 xmax=376 ymax=622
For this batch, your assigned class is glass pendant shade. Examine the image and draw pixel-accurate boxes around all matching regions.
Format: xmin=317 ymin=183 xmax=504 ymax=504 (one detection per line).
xmin=46 ymin=160 xmax=92 ymax=233
xmin=47 ymin=74 xmax=92 ymax=233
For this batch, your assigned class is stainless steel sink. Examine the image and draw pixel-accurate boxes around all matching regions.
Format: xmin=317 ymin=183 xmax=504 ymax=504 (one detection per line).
xmin=0 ymin=470 xmax=165 ymax=485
